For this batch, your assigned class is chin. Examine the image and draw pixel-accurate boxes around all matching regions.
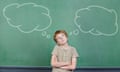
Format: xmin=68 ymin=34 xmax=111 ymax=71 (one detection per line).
xmin=58 ymin=43 xmax=64 ymax=45
xmin=58 ymin=41 xmax=67 ymax=45
xmin=61 ymin=42 xmax=66 ymax=45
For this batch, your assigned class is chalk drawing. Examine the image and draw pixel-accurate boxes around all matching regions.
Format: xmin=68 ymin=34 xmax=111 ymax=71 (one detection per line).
xmin=3 ymin=3 xmax=52 ymax=33
xmin=74 ymin=5 xmax=118 ymax=36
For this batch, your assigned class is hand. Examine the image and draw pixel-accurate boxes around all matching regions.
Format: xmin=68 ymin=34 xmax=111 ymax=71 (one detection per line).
xmin=60 ymin=66 xmax=70 ymax=70
xmin=61 ymin=66 xmax=67 ymax=69
xmin=63 ymin=62 xmax=71 ymax=66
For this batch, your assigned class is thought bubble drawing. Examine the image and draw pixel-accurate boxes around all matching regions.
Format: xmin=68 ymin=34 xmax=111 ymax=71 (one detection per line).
xmin=69 ymin=29 xmax=79 ymax=36
xmin=74 ymin=5 xmax=118 ymax=36
xmin=3 ymin=3 xmax=52 ymax=33
xmin=41 ymin=31 xmax=51 ymax=39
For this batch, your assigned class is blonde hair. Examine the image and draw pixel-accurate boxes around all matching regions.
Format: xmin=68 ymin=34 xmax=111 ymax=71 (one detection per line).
xmin=53 ymin=30 xmax=68 ymax=43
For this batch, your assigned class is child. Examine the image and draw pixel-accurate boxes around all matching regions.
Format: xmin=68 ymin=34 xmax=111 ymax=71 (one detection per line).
xmin=51 ymin=30 xmax=79 ymax=72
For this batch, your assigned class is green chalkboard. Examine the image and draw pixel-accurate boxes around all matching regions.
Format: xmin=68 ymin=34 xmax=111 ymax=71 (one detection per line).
xmin=0 ymin=0 xmax=120 ymax=68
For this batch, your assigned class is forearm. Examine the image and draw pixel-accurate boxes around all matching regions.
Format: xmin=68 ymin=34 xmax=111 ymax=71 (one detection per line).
xmin=60 ymin=64 xmax=76 ymax=70
xmin=60 ymin=57 xmax=77 ymax=70
xmin=52 ymin=62 xmax=70 ymax=67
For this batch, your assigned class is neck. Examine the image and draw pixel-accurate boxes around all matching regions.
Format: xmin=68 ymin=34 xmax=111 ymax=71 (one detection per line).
xmin=59 ymin=43 xmax=69 ymax=47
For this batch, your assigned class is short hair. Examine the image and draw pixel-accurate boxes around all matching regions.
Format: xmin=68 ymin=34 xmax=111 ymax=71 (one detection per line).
xmin=53 ymin=30 xmax=68 ymax=43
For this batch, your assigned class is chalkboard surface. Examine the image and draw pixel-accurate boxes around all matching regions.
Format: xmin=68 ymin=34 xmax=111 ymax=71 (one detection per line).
xmin=0 ymin=0 xmax=120 ymax=68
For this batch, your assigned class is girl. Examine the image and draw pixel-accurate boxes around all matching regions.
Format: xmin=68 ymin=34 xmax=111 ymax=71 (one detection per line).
xmin=51 ymin=30 xmax=79 ymax=72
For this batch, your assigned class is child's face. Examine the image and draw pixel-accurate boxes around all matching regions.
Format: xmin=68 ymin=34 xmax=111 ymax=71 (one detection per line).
xmin=55 ymin=33 xmax=68 ymax=45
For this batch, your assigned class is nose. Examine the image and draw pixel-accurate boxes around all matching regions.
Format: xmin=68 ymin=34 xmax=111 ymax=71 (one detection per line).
xmin=58 ymin=37 xmax=64 ymax=40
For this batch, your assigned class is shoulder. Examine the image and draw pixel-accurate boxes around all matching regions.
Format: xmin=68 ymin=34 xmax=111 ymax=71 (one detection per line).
xmin=53 ymin=45 xmax=60 ymax=51
xmin=69 ymin=45 xmax=76 ymax=50
xmin=69 ymin=45 xmax=79 ymax=57
xmin=51 ymin=45 xmax=59 ymax=55
xmin=54 ymin=45 xmax=60 ymax=49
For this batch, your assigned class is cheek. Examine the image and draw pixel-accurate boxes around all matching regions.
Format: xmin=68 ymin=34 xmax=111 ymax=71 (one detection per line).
xmin=60 ymin=38 xmax=67 ymax=43
xmin=63 ymin=37 xmax=67 ymax=42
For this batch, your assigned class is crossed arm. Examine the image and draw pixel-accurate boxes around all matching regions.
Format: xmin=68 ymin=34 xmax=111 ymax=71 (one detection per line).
xmin=51 ymin=55 xmax=77 ymax=70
